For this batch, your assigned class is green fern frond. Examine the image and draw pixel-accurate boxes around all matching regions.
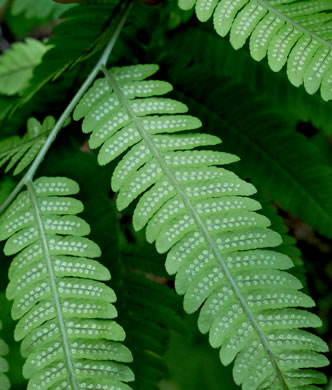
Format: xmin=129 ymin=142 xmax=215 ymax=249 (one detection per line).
xmin=11 ymin=0 xmax=74 ymax=20
xmin=0 ymin=38 xmax=48 ymax=96
xmin=178 ymin=0 xmax=332 ymax=101
xmin=0 ymin=176 xmax=134 ymax=390
xmin=0 ymin=116 xmax=54 ymax=176
xmin=0 ymin=321 xmax=10 ymax=390
xmin=74 ymin=64 xmax=329 ymax=390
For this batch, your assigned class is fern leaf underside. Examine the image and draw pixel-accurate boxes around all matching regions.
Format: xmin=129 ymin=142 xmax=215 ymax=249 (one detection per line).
xmin=0 ymin=177 xmax=134 ymax=390
xmin=0 ymin=321 xmax=10 ymax=390
xmin=73 ymin=64 xmax=329 ymax=390
xmin=178 ymin=0 xmax=332 ymax=101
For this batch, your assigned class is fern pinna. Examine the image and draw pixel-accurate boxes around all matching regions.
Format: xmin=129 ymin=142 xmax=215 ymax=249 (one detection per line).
xmin=73 ymin=64 xmax=329 ymax=390
xmin=178 ymin=0 xmax=332 ymax=101
xmin=0 ymin=177 xmax=134 ymax=390
xmin=0 ymin=321 xmax=10 ymax=390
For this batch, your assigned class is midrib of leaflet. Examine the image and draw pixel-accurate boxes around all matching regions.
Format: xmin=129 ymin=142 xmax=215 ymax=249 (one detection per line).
xmin=102 ymin=67 xmax=288 ymax=390
xmin=27 ymin=180 xmax=78 ymax=390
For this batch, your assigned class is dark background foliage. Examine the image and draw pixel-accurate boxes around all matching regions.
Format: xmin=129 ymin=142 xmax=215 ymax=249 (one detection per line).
xmin=0 ymin=1 xmax=331 ymax=389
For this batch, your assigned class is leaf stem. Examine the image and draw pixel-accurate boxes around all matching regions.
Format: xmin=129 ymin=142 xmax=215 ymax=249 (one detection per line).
xmin=0 ymin=0 xmax=134 ymax=215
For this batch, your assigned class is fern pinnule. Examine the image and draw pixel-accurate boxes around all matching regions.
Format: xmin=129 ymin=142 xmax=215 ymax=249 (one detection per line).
xmin=0 ymin=176 xmax=134 ymax=390
xmin=178 ymin=0 xmax=332 ymax=101
xmin=0 ymin=321 xmax=10 ymax=390
xmin=74 ymin=63 xmax=329 ymax=390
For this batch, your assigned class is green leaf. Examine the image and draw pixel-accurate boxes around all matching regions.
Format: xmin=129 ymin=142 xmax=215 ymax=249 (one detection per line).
xmin=0 ymin=38 xmax=48 ymax=96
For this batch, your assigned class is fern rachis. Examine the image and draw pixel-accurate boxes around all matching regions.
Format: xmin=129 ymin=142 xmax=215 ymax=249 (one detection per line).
xmin=73 ymin=64 xmax=329 ymax=390
xmin=0 ymin=177 xmax=134 ymax=390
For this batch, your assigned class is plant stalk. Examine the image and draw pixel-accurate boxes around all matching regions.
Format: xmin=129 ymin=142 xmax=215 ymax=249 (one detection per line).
xmin=0 ymin=0 xmax=133 ymax=214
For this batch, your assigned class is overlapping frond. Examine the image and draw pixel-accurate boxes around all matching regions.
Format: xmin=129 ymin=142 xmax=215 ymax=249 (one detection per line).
xmin=74 ymin=64 xmax=329 ymax=390
xmin=178 ymin=0 xmax=332 ymax=101
xmin=0 ymin=176 xmax=134 ymax=390
xmin=0 ymin=321 xmax=10 ymax=390
xmin=0 ymin=38 xmax=48 ymax=96
xmin=0 ymin=116 xmax=54 ymax=176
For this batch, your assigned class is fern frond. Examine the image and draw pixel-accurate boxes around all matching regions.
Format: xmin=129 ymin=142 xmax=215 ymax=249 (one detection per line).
xmin=0 ymin=116 xmax=54 ymax=176
xmin=0 ymin=321 xmax=10 ymax=390
xmin=74 ymin=64 xmax=329 ymax=390
xmin=11 ymin=0 xmax=74 ymax=19
xmin=0 ymin=176 xmax=134 ymax=390
xmin=0 ymin=39 xmax=48 ymax=96
xmin=178 ymin=0 xmax=332 ymax=101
